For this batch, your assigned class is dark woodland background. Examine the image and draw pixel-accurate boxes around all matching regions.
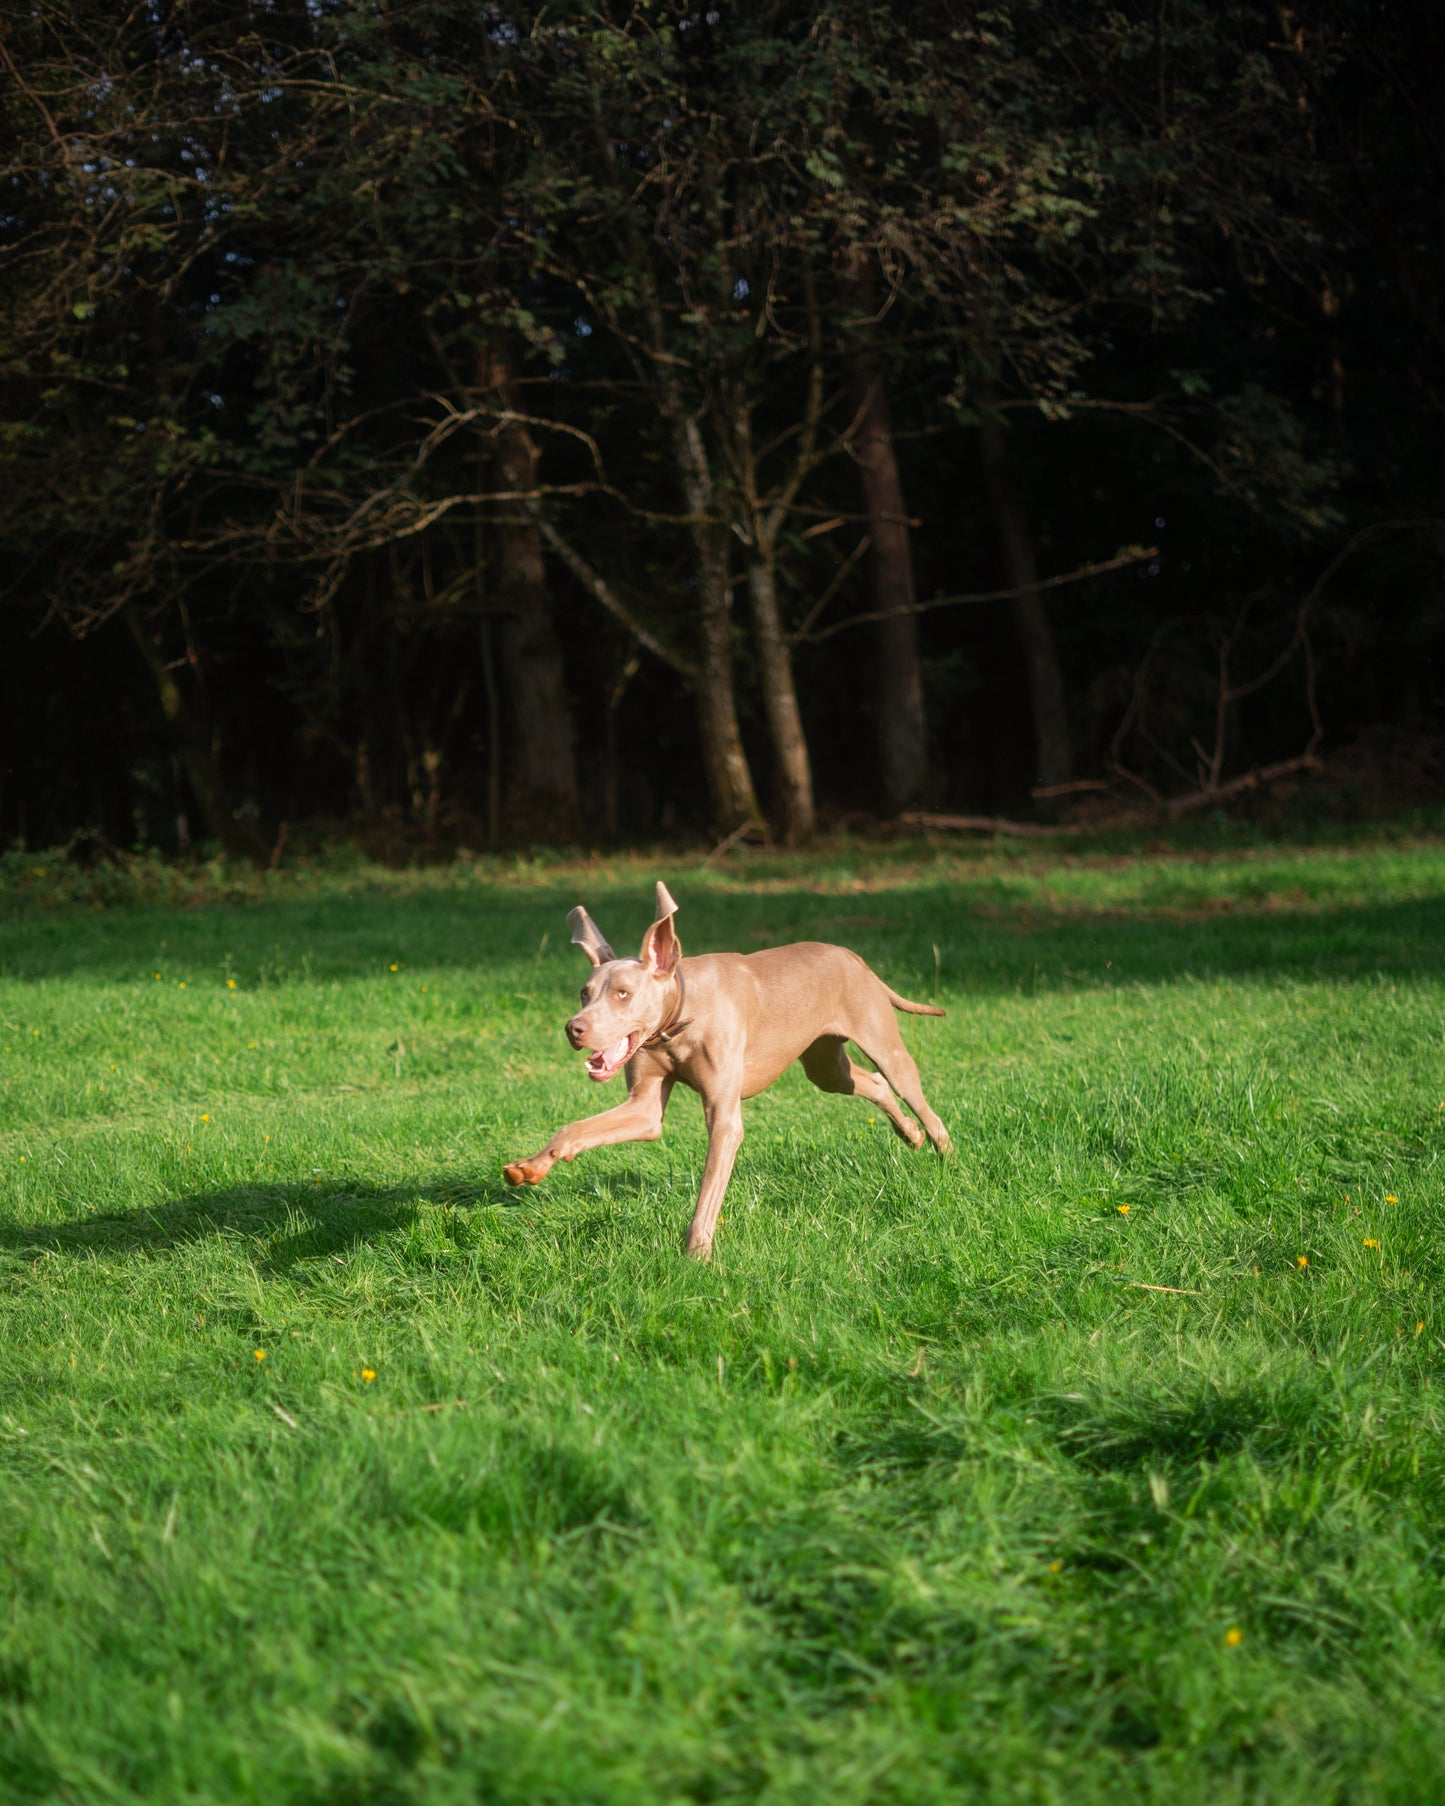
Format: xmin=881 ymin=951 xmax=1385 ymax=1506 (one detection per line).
xmin=2 ymin=1 xmax=1442 ymax=858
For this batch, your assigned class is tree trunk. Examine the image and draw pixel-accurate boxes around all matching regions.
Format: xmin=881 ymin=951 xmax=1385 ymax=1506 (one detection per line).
xmin=978 ymin=416 xmax=1072 ymax=791
xmin=843 ymin=271 xmax=929 ymax=814
xmin=674 ymin=416 xmax=762 ymax=832
xmin=483 ymin=347 xmax=580 ymax=836
xmin=694 ymin=523 xmax=763 ymax=832
xmin=581 ymin=104 xmax=759 ymax=835
xmin=123 ymin=604 xmax=268 ymax=863
xmin=746 ymin=552 xmax=815 ymax=843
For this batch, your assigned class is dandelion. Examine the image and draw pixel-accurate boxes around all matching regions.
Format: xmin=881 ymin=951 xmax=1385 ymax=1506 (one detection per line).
xmin=1364 ymin=1238 xmax=1379 ymax=1249
xmin=227 ymin=979 xmax=237 ymax=990
xmin=1048 ymin=1560 xmax=1063 ymax=1573
xmin=1296 ymin=1255 xmax=1309 ymax=1268
xmin=1117 ymin=1204 xmax=1130 ymax=1216
xmin=389 ymin=963 xmax=399 ymax=972
xmin=178 ymin=981 xmax=186 ymax=989
xmin=361 ymin=1368 xmax=376 ymax=1383
xmin=201 ymin=1114 xmax=211 ymax=1124
xmin=1224 ymin=1627 xmax=1243 ymax=1648
xmin=248 ymin=1042 xmax=257 ymax=1049
xmin=254 ymin=1349 xmax=267 ymax=1362
xmin=1418 ymin=1322 xmax=1426 ymax=1336
xmin=1385 ymin=1194 xmax=1398 ymax=1204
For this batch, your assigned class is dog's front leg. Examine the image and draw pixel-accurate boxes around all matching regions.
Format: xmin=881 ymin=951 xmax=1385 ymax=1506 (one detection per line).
xmin=504 ymin=1074 xmax=673 ymax=1186
xmin=685 ymin=1089 xmax=744 ymax=1260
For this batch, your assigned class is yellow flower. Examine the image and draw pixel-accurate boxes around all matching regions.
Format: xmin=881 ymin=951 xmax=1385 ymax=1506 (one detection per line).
xmin=1224 ymin=1627 xmax=1243 ymax=1648
xmin=1117 ymin=1205 xmax=1130 ymax=1216
xmin=227 ymin=978 xmax=237 ymax=990
xmin=1418 ymin=1322 xmax=1426 ymax=1336
xmin=1385 ymin=1194 xmax=1398 ymax=1204
xmin=201 ymin=1114 xmax=211 ymax=1123
xmin=1048 ymin=1560 xmax=1063 ymax=1573
xmin=1363 ymin=1238 xmax=1379 ymax=1249
xmin=1296 ymin=1255 xmax=1309 ymax=1268
xmin=361 ymin=1368 xmax=376 ymax=1383
xmin=389 ymin=963 xmax=399 ymax=972
xmin=254 ymin=1349 xmax=267 ymax=1362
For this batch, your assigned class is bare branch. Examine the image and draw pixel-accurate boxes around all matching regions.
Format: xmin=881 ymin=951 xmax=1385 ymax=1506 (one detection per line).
xmin=797 ymin=545 xmax=1158 ymax=644
xmin=789 ymin=533 xmax=872 ymax=644
xmin=0 ymin=36 xmax=70 ymax=152
xmin=530 ymin=514 xmax=698 ymax=681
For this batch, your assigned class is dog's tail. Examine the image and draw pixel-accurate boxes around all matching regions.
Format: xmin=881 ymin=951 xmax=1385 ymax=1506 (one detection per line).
xmin=884 ymin=984 xmax=945 ymax=1017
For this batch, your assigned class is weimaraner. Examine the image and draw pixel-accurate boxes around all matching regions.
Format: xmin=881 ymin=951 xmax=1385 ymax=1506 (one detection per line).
xmin=503 ymin=883 xmax=951 ymax=1257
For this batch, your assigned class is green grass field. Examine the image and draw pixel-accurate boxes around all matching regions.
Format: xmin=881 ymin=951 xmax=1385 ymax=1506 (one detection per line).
xmin=2 ymin=834 xmax=1444 ymax=1804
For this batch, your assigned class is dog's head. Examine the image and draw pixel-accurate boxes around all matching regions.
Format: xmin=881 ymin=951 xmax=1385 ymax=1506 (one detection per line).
xmin=564 ymin=882 xmax=682 ymax=1081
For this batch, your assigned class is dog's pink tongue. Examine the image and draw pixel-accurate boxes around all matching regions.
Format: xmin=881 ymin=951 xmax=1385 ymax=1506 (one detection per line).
xmin=587 ymin=1033 xmax=631 ymax=1076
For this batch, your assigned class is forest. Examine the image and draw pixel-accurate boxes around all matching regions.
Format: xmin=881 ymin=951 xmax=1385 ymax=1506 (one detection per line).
xmin=2 ymin=0 xmax=1441 ymax=857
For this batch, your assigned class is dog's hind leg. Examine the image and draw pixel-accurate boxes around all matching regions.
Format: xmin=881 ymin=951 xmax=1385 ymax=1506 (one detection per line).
xmin=799 ymin=1035 xmax=925 ymax=1149
xmin=847 ymin=1013 xmax=952 ymax=1155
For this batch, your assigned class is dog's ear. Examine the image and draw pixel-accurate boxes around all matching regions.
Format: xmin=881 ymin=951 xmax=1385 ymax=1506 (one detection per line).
xmin=639 ymin=881 xmax=681 ymax=977
xmin=568 ymin=905 xmax=615 ymax=968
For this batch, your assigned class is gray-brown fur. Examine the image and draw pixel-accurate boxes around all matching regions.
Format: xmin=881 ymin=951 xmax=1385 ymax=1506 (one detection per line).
xmin=503 ymin=882 xmax=951 ymax=1257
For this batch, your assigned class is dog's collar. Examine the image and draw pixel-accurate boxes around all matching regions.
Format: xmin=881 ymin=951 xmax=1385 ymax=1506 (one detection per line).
xmin=641 ymin=969 xmax=688 ymax=1047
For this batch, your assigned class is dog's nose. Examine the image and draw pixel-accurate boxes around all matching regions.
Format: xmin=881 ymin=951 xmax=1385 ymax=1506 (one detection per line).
xmin=566 ymin=1015 xmax=587 ymax=1048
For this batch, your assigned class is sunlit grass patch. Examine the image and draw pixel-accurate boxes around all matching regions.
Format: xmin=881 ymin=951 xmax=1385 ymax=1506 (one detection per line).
xmin=1 ymin=837 xmax=1443 ymax=1801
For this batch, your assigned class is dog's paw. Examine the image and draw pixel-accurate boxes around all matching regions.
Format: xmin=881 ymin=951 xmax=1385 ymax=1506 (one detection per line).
xmin=503 ymin=1158 xmax=548 ymax=1186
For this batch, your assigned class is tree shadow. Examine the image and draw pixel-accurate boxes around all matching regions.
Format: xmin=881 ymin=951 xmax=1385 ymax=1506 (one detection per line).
xmin=0 ymin=1171 xmax=519 ymax=1275
xmin=0 ymin=877 xmax=1441 ymax=992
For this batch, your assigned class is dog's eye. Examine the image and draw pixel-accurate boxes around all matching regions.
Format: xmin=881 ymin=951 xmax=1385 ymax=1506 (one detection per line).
xmin=579 ymin=989 xmax=589 ymax=1003
xmin=615 ymin=988 xmax=629 ymax=1000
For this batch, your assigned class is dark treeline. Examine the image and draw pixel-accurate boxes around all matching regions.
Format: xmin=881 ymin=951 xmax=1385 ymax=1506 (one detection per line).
xmin=1 ymin=1 xmax=1441 ymax=856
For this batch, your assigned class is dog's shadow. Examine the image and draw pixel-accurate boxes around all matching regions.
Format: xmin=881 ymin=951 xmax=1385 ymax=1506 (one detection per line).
xmin=0 ymin=1171 xmax=519 ymax=1276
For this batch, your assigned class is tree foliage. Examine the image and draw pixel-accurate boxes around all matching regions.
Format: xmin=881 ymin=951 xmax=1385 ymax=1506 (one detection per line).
xmin=1 ymin=2 xmax=1440 ymax=850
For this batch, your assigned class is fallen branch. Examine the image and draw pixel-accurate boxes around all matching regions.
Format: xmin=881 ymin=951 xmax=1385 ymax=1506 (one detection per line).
xmin=901 ymin=811 xmax=1099 ymax=839
xmin=904 ymin=753 xmax=1325 ymax=839
xmin=1031 ymin=779 xmax=1111 ymax=799
xmin=702 ymin=819 xmax=771 ymax=866
xmin=1159 ymin=753 xmax=1323 ymax=818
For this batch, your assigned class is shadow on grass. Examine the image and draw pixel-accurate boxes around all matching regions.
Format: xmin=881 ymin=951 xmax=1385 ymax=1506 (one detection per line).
xmin=0 ymin=1171 xmax=519 ymax=1274
xmin=1 ymin=879 xmax=1443 ymax=993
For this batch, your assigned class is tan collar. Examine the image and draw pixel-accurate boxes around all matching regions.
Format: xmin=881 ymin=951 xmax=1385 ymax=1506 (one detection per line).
xmin=641 ymin=969 xmax=688 ymax=1047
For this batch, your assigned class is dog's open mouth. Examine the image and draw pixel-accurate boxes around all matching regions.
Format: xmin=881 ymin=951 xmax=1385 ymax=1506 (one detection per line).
xmin=585 ymin=1029 xmax=641 ymax=1081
